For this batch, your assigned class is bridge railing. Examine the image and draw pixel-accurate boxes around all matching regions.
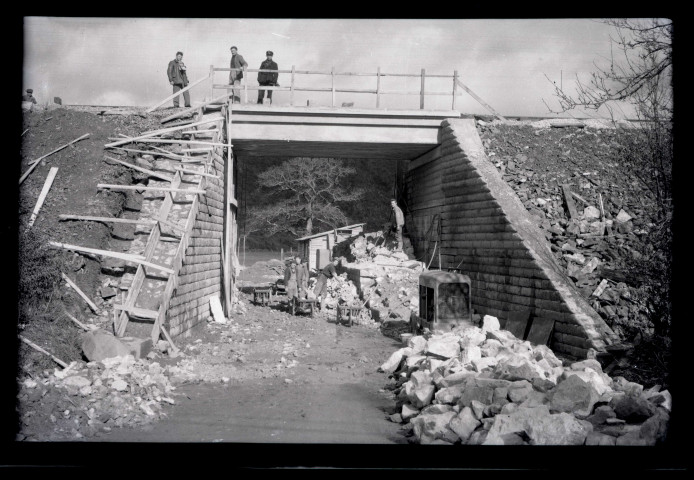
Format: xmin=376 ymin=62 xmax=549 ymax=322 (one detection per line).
xmin=212 ymin=65 xmax=470 ymax=111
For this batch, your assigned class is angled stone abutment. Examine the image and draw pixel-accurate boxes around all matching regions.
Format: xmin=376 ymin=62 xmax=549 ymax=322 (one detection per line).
xmin=405 ymin=118 xmax=619 ymax=359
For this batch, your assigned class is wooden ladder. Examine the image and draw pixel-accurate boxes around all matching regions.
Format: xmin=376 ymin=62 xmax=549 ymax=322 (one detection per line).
xmin=113 ymin=114 xmax=217 ymax=343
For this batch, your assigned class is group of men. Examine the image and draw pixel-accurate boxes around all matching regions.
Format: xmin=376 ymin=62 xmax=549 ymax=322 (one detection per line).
xmin=167 ymin=46 xmax=279 ymax=108
xmin=280 ymin=199 xmax=404 ymax=314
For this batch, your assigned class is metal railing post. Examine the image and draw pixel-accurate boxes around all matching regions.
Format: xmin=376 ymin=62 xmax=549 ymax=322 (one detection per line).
xmin=420 ymin=68 xmax=425 ymax=110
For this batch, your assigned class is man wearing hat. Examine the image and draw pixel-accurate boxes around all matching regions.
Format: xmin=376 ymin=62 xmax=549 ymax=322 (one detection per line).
xmin=257 ymin=51 xmax=279 ymax=105
xmin=22 ymin=89 xmax=37 ymax=104
xmin=229 ymin=46 xmax=248 ymax=104
xmin=167 ymin=51 xmax=191 ymax=108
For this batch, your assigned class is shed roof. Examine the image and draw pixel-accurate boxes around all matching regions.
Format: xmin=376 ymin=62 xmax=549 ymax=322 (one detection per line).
xmin=296 ymin=223 xmax=366 ymax=242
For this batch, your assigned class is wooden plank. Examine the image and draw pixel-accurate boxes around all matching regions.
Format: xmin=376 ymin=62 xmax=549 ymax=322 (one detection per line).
xmin=146 ymin=74 xmax=213 ymax=113
xmin=220 ymin=236 xmax=231 ymax=316
xmin=159 ymin=325 xmax=180 ymax=354
xmin=113 ymin=304 xmax=159 ymax=319
xmin=503 ymin=310 xmax=531 ymax=340
xmin=104 ymin=117 xmax=220 ymax=148
xmin=116 ymin=138 xmax=228 ymax=148
xmin=562 ymin=184 xmax=579 ymax=219
xmin=103 ymin=156 xmax=173 ymax=182
xmin=62 ymin=310 xmax=90 ymax=331
xmin=59 ymin=214 xmax=157 ymax=226
xmin=62 ymin=272 xmax=100 ymax=313
xmin=109 ymin=146 xmax=185 ymax=161
xmin=19 ymin=335 xmax=68 ymax=368
xmin=27 ymin=167 xmax=59 ymax=229
xmin=173 ymin=166 xmax=220 ymax=179
xmin=455 ymin=79 xmax=507 ymax=121
xmin=49 ymin=242 xmax=173 ymax=274
xmin=160 ymin=93 xmax=231 ymax=123
xmin=19 ymin=134 xmax=90 ymax=185
xmin=525 ymin=317 xmax=555 ymax=346
xmin=97 ymin=184 xmax=206 ymax=195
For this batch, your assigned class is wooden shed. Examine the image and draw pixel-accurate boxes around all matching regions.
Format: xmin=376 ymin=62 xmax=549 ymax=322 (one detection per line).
xmin=296 ymin=223 xmax=365 ymax=271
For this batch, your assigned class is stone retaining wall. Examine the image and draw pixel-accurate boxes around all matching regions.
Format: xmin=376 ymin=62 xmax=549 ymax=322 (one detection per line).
xmin=405 ymin=119 xmax=619 ymax=359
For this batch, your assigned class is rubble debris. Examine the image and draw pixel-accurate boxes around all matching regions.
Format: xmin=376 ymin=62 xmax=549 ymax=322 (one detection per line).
xmin=379 ymin=318 xmax=670 ymax=445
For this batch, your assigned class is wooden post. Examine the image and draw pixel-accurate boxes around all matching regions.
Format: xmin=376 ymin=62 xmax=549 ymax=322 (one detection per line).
xmin=452 ymin=70 xmax=458 ymax=111
xmin=455 ymin=79 xmax=507 ymax=121
xmin=331 ymin=66 xmax=335 ymax=107
xmin=420 ymin=69 xmax=426 ymax=110
xmin=376 ymin=67 xmax=381 ymax=108
xmin=290 ymin=65 xmax=295 ymax=106
xmin=225 ymin=105 xmax=234 ymax=311
xmin=19 ymin=335 xmax=68 ymax=368
xmin=243 ymin=66 xmax=248 ymax=104
xmin=27 ymin=167 xmax=58 ymax=229
xmin=562 ymin=184 xmax=579 ymax=219
xmin=209 ymin=64 xmax=215 ymax=101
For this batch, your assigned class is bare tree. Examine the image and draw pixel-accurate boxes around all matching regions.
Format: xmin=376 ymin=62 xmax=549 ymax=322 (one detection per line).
xmin=544 ymin=18 xmax=672 ymax=121
xmin=254 ymin=158 xmax=365 ymax=236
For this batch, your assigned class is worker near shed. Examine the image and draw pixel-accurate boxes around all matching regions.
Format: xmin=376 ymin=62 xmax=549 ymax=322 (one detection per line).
xmin=294 ymin=256 xmax=308 ymax=299
xmin=229 ymin=46 xmax=248 ymax=104
xmin=391 ymin=199 xmax=405 ymax=251
xmin=314 ymin=257 xmax=339 ymax=312
xmin=257 ymin=51 xmax=279 ymax=105
xmin=22 ymin=89 xmax=37 ymax=104
xmin=167 ymin=51 xmax=191 ymax=108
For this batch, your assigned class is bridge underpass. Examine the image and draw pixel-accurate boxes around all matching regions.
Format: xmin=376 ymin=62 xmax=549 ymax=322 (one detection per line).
xmin=221 ymin=105 xmax=619 ymax=360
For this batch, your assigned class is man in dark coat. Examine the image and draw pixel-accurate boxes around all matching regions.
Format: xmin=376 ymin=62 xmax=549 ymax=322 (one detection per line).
xmin=257 ymin=51 xmax=279 ymax=105
xmin=167 ymin=51 xmax=190 ymax=108
xmin=22 ymin=89 xmax=37 ymax=104
xmin=229 ymin=46 xmax=248 ymax=104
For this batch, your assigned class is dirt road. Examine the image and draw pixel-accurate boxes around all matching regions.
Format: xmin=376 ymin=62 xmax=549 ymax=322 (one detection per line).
xmin=89 ymin=263 xmax=410 ymax=444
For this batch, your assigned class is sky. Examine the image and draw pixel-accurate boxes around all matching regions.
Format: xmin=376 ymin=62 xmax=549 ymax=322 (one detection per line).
xmin=21 ymin=18 xmax=642 ymax=119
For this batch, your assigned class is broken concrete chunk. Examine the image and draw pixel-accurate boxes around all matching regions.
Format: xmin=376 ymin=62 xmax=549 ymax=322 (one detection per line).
xmin=425 ymin=334 xmax=461 ymax=359
xmin=448 ymin=407 xmax=481 ymax=443
xmin=81 ymin=329 xmax=131 ymax=362
xmin=111 ymin=223 xmax=136 ymax=241
xmin=401 ymin=403 xmax=420 ymax=421
xmin=379 ymin=347 xmax=412 ymax=374
xmin=481 ymin=315 xmax=500 ymax=332
xmin=550 ymin=374 xmax=600 ymax=418
xmin=412 ymin=412 xmax=459 ymax=444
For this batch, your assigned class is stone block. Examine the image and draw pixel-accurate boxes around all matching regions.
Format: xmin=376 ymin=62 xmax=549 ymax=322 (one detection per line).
xmin=412 ymin=412 xmax=459 ymax=444
xmin=81 ymin=329 xmax=131 ymax=362
xmin=401 ymin=403 xmax=420 ymax=422
xmin=407 ymin=336 xmax=428 ymax=354
xmin=561 ymin=369 xmax=611 ymax=396
xmin=425 ymin=334 xmax=461 ymax=359
xmin=610 ymin=393 xmax=656 ymax=423
xmin=379 ymin=347 xmax=412 ymax=374
xmin=585 ymin=431 xmax=617 ymax=446
xmin=119 ymin=336 xmax=153 ymax=359
xmin=480 ymin=338 xmax=503 ymax=357
xmin=482 ymin=405 xmax=551 ymax=445
xmin=525 ymin=412 xmax=592 ymax=445
xmin=434 ymin=384 xmax=467 ymax=405
xmin=550 ymin=374 xmax=600 ymax=418
xmin=460 ymin=345 xmax=482 ymax=366
xmin=639 ymin=408 xmax=669 ymax=445
xmin=470 ymin=400 xmax=486 ymax=420
xmin=421 ymin=404 xmax=455 ymax=416
xmin=586 ymin=405 xmax=617 ymax=426
xmin=439 ymin=371 xmax=475 ymax=388
xmin=508 ymin=380 xmax=533 ymax=403
xmin=481 ymin=315 xmax=500 ymax=332
xmin=493 ymin=357 xmax=546 ymax=383
xmin=111 ymin=223 xmax=136 ymax=241
xmin=519 ymin=391 xmax=549 ymax=408
xmin=646 ymin=390 xmax=672 ymax=412
xmin=471 ymin=356 xmax=498 ymax=372
xmin=458 ymin=385 xmax=495 ymax=408
xmin=448 ymin=407 xmax=481 ymax=443
xmin=458 ymin=327 xmax=487 ymax=348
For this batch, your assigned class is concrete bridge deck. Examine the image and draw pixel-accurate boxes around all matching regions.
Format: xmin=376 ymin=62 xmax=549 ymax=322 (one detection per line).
xmin=227 ymin=105 xmax=461 ymax=160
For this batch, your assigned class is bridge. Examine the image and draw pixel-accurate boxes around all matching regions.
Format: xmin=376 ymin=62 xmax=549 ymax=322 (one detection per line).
xmin=108 ymin=65 xmax=620 ymax=361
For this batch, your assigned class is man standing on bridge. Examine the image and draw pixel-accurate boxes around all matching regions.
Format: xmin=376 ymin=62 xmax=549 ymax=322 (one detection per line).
xmin=167 ymin=51 xmax=191 ymax=108
xmin=257 ymin=50 xmax=279 ymax=105
xmin=229 ymin=46 xmax=248 ymax=104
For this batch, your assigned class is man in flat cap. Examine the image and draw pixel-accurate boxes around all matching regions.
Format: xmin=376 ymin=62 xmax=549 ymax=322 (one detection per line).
xmin=229 ymin=46 xmax=248 ymax=104
xmin=167 ymin=51 xmax=191 ymax=108
xmin=257 ymin=51 xmax=279 ymax=105
xmin=22 ymin=89 xmax=37 ymax=104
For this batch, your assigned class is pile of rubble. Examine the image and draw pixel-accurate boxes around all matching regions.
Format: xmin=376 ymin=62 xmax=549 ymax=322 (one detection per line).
xmin=17 ymin=352 xmax=178 ymax=440
xmin=379 ymin=315 xmax=671 ymax=445
xmin=478 ymin=122 xmax=663 ymax=342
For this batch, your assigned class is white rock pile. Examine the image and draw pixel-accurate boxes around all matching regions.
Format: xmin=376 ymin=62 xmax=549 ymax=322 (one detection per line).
xmin=379 ymin=315 xmax=671 ymax=445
